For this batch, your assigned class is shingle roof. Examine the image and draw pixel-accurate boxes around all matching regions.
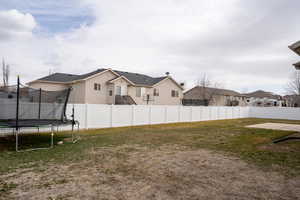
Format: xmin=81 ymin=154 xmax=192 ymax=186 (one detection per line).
xmin=113 ymin=70 xmax=166 ymax=86
xmin=289 ymin=41 xmax=300 ymax=56
xmin=243 ymin=90 xmax=282 ymax=99
xmin=36 ymin=68 xmax=167 ymax=86
xmin=38 ymin=73 xmax=80 ymax=82
xmin=184 ymin=86 xmax=244 ymax=99
xmin=293 ymin=61 xmax=300 ymax=69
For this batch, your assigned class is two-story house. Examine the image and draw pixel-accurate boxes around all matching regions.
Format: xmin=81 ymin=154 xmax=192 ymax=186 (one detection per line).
xmin=27 ymin=68 xmax=184 ymax=105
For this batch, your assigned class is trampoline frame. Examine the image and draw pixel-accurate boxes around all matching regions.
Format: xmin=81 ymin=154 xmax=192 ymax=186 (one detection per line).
xmin=0 ymin=76 xmax=80 ymax=152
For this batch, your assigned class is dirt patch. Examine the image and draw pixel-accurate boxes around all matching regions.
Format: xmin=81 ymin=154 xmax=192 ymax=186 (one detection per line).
xmin=247 ymin=123 xmax=300 ymax=132
xmin=1 ymin=145 xmax=299 ymax=200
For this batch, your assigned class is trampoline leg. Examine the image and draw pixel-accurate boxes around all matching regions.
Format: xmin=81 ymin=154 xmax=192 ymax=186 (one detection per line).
xmin=51 ymin=126 xmax=54 ymax=148
xmin=15 ymin=129 xmax=19 ymax=152
xmin=72 ymin=122 xmax=79 ymax=143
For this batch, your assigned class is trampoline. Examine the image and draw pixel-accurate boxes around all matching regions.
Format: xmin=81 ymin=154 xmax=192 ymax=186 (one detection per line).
xmin=0 ymin=77 xmax=79 ymax=151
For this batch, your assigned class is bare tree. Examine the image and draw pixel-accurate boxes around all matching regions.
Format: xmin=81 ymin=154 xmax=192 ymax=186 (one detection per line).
xmin=2 ymin=59 xmax=10 ymax=87
xmin=286 ymin=71 xmax=300 ymax=95
xmin=285 ymin=71 xmax=300 ymax=107
xmin=196 ymin=74 xmax=221 ymax=106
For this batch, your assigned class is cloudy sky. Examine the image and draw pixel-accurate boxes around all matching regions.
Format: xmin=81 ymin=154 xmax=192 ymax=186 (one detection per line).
xmin=0 ymin=0 xmax=299 ymax=94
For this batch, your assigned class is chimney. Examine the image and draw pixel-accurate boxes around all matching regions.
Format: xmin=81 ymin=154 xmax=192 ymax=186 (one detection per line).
xmin=180 ymin=82 xmax=185 ymax=89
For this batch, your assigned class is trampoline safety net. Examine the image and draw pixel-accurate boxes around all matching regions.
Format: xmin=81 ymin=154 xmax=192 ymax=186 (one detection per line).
xmin=0 ymin=80 xmax=71 ymax=128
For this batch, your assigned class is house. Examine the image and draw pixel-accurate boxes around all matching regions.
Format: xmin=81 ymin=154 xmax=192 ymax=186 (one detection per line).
xmin=283 ymin=95 xmax=300 ymax=107
xmin=183 ymin=86 xmax=247 ymax=106
xmin=27 ymin=68 xmax=184 ymax=105
xmin=289 ymin=40 xmax=300 ymax=69
xmin=243 ymin=90 xmax=283 ymax=107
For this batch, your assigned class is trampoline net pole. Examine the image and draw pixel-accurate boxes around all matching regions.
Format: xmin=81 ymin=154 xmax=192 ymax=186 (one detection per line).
xmin=15 ymin=129 xmax=18 ymax=152
xmin=16 ymin=76 xmax=20 ymax=131
xmin=38 ymin=88 xmax=42 ymax=120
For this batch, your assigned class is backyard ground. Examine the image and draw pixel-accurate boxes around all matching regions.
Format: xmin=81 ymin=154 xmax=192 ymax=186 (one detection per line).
xmin=0 ymin=118 xmax=300 ymax=200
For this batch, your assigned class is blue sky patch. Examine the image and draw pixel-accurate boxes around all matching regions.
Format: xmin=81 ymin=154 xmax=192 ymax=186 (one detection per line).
xmin=0 ymin=0 xmax=95 ymax=34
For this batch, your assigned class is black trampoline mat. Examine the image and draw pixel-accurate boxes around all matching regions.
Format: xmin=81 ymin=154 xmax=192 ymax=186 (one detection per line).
xmin=0 ymin=119 xmax=73 ymax=128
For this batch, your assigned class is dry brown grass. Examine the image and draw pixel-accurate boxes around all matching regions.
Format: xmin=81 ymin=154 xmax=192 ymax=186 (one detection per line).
xmin=1 ymin=145 xmax=299 ymax=200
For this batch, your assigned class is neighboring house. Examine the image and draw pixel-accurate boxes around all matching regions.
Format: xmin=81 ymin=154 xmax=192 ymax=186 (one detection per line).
xmin=283 ymin=95 xmax=300 ymax=107
xmin=289 ymin=40 xmax=300 ymax=69
xmin=183 ymin=86 xmax=247 ymax=106
xmin=27 ymin=68 xmax=184 ymax=105
xmin=243 ymin=90 xmax=283 ymax=107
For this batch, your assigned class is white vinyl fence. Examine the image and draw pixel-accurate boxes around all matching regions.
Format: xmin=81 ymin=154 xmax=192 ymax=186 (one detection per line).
xmin=1 ymin=104 xmax=300 ymax=135
xmin=65 ymin=104 xmax=249 ymax=129
xmin=249 ymin=107 xmax=300 ymax=121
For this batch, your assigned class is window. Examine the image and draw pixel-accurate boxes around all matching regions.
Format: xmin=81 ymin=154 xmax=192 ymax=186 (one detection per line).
xmin=116 ymin=86 xmax=121 ymax=95
xmin=94 ymin=83 xmax=101 ymax=91
xmin=171 ymin=90 xmax=179 ymax=97
xmin=136 ymin=87 xmax=141 ymax=97
xmin=171 ymin=90 xmax=175 ymax=97
xmin=153 ymin=88 xmax=159 ymax=96
xmin=109 ymin=90 xmax=113 ymax=96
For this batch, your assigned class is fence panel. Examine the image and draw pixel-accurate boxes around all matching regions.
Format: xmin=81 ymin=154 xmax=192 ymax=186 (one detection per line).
xmin=134 ymin=105 xmax=150 ymax=125
xmin=249 ymin=107 xmax=300 ymax=120
xmin=180 ymin=106 xmax=191 ymax=122
xmin=201 ymin=107 xmax=210 ymax=121
xmin=166 ymin=106 xmax=180 ymax=123
xmin=111 ymin=105 xmax=132 ymax=127
xmin=218 ymin=107 xmax=227 ymax=120
xmin=150 ymin=106 xmax=166 ymax=124
xmin=5 ymin=103 xmax=300 ymax=136
xmin=191 ymin=107 xmax=201 ymax=122
xmin=86 ymin=104 xmax=111 ymax=128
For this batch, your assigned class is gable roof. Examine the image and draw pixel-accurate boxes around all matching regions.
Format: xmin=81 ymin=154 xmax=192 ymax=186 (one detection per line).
xmin=289 ymin=41 xmax=300 ymax=56
xmin=31 ymin=68 xmax=173 ymax=87
xmin=184 ymin=86 xmax=244 ymax=99
xmin=108 ymin=75 xmax=135 ymax=85
xmin=293 ymin=61 xmax=300 ymax=70
xmin=113 ymin=70 xmax=167 ymax=86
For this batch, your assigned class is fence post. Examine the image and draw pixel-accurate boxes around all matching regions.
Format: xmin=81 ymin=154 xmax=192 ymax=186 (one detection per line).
xmin=164 ymin=106 xmax=167 ymax=123
xmin=199 ymin=106 xmax=202 ymax=121
xmin=178 ymin=106 xmax=181 ymax=122
xmin=131 ymin=105 xmax=135 ymax=126
xmin=149 ymin=105 xmax=152 ymax=125
xmin=190 ymin=106 xmax=193 ymax=122
xmin=110 ymin=104 xmax=113 ymax=127
xmin=85 ymin=104 xmax=88 ymax=129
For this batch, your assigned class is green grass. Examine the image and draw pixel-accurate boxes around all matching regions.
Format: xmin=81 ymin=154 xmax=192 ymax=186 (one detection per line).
xmin=0 ymin=118 xmax=300 ymax=176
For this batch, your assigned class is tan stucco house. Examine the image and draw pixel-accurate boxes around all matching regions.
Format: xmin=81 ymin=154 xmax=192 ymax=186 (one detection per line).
xmin=27 ymin=68 xmax=184 ymax=105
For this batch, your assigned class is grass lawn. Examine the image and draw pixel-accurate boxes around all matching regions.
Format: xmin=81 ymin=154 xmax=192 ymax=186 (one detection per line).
xmin=0 ymin=118 xmax=300 ymax=199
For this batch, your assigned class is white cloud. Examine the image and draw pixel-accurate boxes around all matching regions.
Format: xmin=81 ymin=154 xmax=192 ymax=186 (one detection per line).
xmin=0 ymin=9 xmax=37 ymax=39
xmin=0 ymin=0 xmax=299 ymax=94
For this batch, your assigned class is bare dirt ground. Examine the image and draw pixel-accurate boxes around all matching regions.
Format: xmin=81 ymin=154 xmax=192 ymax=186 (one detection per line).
xmin=1 ymin=145 xmax=300 ymax=200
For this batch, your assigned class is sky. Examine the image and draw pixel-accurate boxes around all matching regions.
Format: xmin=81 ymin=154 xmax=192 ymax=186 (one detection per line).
xmin=0 ymin=0 xmax=299 ymax=94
